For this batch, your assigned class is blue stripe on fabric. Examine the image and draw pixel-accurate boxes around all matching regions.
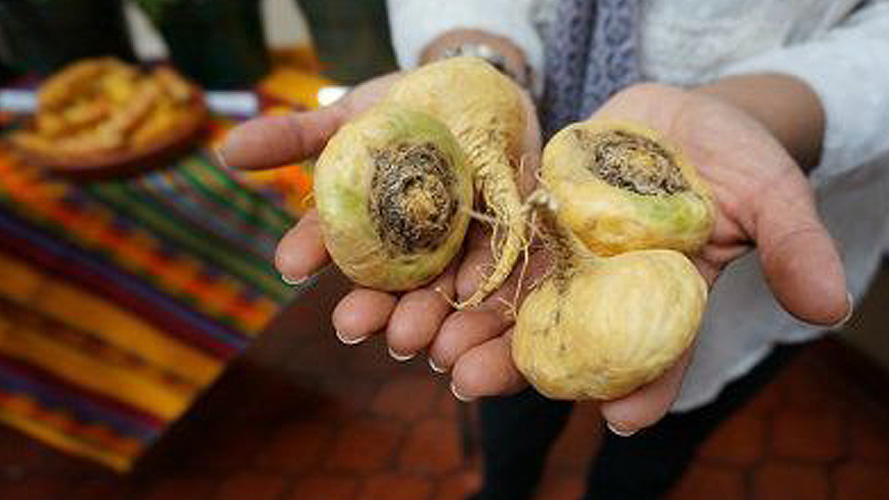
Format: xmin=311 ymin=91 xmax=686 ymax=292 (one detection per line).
xmin=0 ymin=359 xmax=158 ymax=440
xmin=0 ymin=210 xmax=250 ymax=353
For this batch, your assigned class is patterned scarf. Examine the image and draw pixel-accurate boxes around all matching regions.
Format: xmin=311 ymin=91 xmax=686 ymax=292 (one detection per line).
xmin=542 ymin=0 xmax=642 ymax=136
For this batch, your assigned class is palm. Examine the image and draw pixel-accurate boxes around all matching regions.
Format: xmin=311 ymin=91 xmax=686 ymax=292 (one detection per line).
xmin=407 ymin=83 xmax=849 ymax=428
xmin=594 ymin=85 xmax=847 ymax=322
xmin=512 ymin=83 xmax=848 ymax=430
xmin=219 ymin=72 xmax=543 ymax=382
xmin=221 ymin=78 xmax=848 ymax=432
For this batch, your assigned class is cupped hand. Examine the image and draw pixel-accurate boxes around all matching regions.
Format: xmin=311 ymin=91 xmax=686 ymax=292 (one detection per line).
xmin=437 ymin=82 xmax=851 ymax=434
xmin=218 ymin=71 xmax=544 ymax=377
xmin=221 ymin=77 xmax=850 ymax=436
xmin=590 ymin=83 xmax=850 ymax=434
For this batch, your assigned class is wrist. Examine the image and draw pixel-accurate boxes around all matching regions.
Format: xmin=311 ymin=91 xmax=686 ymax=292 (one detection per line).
xmin=421 ymin=29 xmax=535 ymax=92
xmin=693 ymin=74 xmax=825 ymax=172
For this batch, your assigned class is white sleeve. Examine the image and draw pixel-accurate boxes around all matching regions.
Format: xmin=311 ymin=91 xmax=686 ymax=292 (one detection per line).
xmin=720 ymin=0 xmax=889 ymax=178
xmin=386 ymin=0 xmax=544 ymax=78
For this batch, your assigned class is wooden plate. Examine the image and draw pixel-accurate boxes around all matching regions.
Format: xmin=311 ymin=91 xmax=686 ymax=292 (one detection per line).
xmin=7 ymin=61 xmax=211 ymax=181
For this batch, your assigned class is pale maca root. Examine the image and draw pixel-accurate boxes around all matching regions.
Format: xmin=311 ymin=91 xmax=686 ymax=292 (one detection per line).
xmin=314 ymin=104 xmax=473 ymax=291
xmin=385 ymin=57 xmax=528 ymax=308
xmin=512 ymin=121 xmax=714 ymax=401
xmin=512 ymin=200 xmax=707 ymax=400
xmin=513 ymin=246 xmax=707 ymax=400
xmin=543 ymin=121 xmax=715 ymax=256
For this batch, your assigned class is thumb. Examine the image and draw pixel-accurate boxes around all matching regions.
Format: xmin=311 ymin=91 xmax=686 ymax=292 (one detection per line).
xmin=599 ymin=348 xmax=693 ymax=435
xmin=218 ymin=73 xmax=401 ymax=170
xmin=753 ymin=175 xmax=850 ymax=326
xmin=218 ymin=104 xmax=348 ymax=170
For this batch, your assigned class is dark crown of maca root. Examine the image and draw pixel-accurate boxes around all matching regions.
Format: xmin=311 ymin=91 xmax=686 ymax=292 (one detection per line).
xmin=576 ymin=129 xmax=689 ymax=196
xmin=369 ymin=142 xmax=459 ymax=255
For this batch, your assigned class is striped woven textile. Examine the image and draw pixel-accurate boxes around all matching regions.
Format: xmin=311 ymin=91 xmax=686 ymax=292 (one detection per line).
xmin=0 ymin=125 xmax=313 ymax=471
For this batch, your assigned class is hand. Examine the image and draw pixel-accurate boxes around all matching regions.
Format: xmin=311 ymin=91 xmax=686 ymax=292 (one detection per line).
xmin=433 ymin=82 xmax=851 ymax=434
xmin=221 ymin=76 xmax=850 ymax=436
xmin=218 ymin=71 xmax=543 ymax=380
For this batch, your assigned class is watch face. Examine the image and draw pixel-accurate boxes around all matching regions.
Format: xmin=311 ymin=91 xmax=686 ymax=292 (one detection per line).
xmin=441 ymin=44 xmax=517 ymax=84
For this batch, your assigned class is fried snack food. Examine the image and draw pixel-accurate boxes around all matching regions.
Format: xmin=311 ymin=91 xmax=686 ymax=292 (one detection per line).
xmin=9 ymin=58 xmax=207 ymax=177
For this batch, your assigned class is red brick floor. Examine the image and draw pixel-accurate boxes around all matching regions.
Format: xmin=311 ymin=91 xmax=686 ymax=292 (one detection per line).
xmin=2 ymin=271 xmax=889 ymax=500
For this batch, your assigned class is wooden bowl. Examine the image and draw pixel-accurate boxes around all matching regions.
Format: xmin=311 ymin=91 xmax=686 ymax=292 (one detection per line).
xmin=7 ymin=61 xmax=210 ymax=181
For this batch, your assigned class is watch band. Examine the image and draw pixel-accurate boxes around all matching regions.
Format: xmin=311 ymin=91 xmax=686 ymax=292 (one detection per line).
xmin=438 ymin=43 xmax=534 ymax=91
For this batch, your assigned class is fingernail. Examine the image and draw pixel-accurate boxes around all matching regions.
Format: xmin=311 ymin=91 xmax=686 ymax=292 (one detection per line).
xmin=212 ymin=147 xmax=229 ymax=169
xmin=388 ymin=347 xmax=416 ymax=362
xmin=428 ymin=357 xmax=447 ymax=374
xmin=830 ymin=292 xmax=854 ymax=330
xmin=450 ymin=382 xmax=474 ymax=403
xmin=606 ymin=421 xmax=637 ymax=437
xmin=281 ymin=274 xmax=308 ymax=286
xmin=335 ymin=330 xmax=368 ymax=345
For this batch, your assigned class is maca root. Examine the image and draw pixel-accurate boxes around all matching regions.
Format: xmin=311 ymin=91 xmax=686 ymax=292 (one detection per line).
xmin=384 ymin=57 xmax=529 ymax=309
xmin=313 ymin=104 xmax=472 ymax=292
xmin=543 ymin=121 xmax=715 ymax=256
xmin=456 ymin=144 xmax=529 ymax=309
xmin=369 ymin=142 xmax=459 ymax=255
xmin=511 ymin=120 xmax=714 ymax=401
xmin=575 ymin=128 xmax=689 ymax=196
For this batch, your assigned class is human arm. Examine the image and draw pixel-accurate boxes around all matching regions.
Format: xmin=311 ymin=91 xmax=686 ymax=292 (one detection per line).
xmin=387 ymin=0 xmax=543 ymax=89
xmin=440 ymin=0 xmax=889 ymax=428
xmin=694 ymin=74 xmax=825 ymax=172
xmin=219 ymin=0 xmax=889 ymax=435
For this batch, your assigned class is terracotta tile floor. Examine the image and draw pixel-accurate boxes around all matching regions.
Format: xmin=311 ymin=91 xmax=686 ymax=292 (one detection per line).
xmin=2 ymin=269 xmax=889 ymax=500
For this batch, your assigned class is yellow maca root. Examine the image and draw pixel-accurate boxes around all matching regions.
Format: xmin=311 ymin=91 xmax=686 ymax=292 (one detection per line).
xmin=314 ymin=104 xmax=473 ymax=291
xmin=385 ymin=57 xmax=528 ymax=308
xmin=512 ymin=247 xmax=707 ymax=400
xmin=543 ymin=121 xmax=715 ymax=256
xmin=511 ymin=122 xmax=715 ymax=401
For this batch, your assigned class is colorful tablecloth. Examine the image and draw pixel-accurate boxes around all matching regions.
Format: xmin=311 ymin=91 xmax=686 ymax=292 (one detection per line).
xmin=0 ymin=119 xmax=314 ymax=470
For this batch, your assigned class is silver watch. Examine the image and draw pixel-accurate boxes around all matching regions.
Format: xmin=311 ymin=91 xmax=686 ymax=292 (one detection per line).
xmin=439 ymin=43 xmax=533 ymax=91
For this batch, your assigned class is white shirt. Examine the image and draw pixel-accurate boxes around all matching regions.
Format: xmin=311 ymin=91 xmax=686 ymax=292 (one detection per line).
xmin=387 ymin=0 xmax=889 ymax=411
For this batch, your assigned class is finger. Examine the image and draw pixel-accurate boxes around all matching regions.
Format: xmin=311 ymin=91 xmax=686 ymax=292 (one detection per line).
xmin=753 ymin=175 xmax=850 ymax=326
xmin=690 ymin=255 xmax=721 ymax=286
xmin=275 ymin=210 xmax=330 ymax=282
xmin=338 ymin=72 xmax=403 ymax=113
xmin=218 ymin=106 xmax=347 ymax=170
xmin=331 ymin=288 xmax=398 ymax=344
xmin=599 ymin=348 xmax=694 ymax=435
xmin=455 ymin=235 xmax=496 ymax=302
xmin=450 ymin=331 xmax=528 ymax=401
xmin=217 ymin=72 xmax=401 ymax=170
xmin=456 ymin=230 xmax=551 ymax=306
xmin=386 ymin=263 xmax=458 ymax=360
xmin=433 ymin=245 xmax=539 ymax=371
xmin=442 ymin=244 xmax=549 ymax=371
xmin=516 ymin=89 xmax=542 ymax=197
xmin=691 ymin=211 xmax=750 ymax=286
xmin=429 ymin=307 xmax=512 ymax=372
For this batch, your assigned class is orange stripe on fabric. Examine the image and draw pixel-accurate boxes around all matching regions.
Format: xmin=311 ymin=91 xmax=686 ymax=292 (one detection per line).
xmin=0 ymin=393 xmax=138 ymax=471
xmin=0 ymin=320 xmax=195 ymax=420
xmin=0 ymin=159 xmax=264 ymax=333
xmin=0 ymin=323 xmax=193 ymax=421
xmin=0 ymin=146 xmax=273 ymax=331
xmin=33 ymin=283 xmax=222 ymax=387
xmin=0 ymin=295 xmax=202 ymax=394
xmin=0 ymin=251 xmax=221 ymax=387
xmin=0 ymin=252 xmax=44 ymax=304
